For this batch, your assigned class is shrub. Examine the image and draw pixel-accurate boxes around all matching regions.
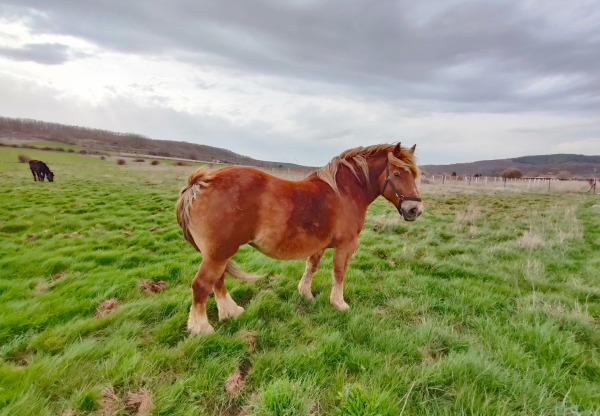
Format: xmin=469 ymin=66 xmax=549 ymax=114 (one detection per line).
xmin=18 ymin=155 xmax=30 ymax=163
xmin=151 ymin=160 xmax=160 ymax=166
xmin=175 ymin=161 xmax=188 ymax=166
xmin=117 ymin=159 xmax=126 ymax=165
xmin=501 ymin=168 xmax=523 ymax=179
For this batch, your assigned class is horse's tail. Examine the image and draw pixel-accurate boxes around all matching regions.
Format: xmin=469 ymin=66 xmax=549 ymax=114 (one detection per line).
xmin=176 ymin=166 xmax=212 ymax=252
xmin=176 ymin=166 xmax=262 ymax=282
xmin=225 ymin=260 xmax=262 ymax=282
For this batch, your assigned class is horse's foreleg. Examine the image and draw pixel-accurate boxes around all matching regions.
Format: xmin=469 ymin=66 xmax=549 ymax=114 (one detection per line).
xmin=31 ymin=170 xmax=37 ymax=181
xmin=330 ymin=241 xmax=357 ymax=311
xmin=214 ymin=274 xmax=244 ymax=321
xmin=298 ymin=249 xmax=325 ymax=300
xmin=188 ymin=258 xmax=228 ymax=336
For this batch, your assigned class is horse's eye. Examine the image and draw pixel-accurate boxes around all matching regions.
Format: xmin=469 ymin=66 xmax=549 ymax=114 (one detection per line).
xmin=393 ymin=172 xmax=400 ymax=178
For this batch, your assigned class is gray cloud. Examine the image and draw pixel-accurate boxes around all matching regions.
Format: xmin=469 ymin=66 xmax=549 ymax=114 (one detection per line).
xmin=0 ymin=42 xmax=72 ymax=65
xmin=4 ymin=0 xmax=599 ymax=112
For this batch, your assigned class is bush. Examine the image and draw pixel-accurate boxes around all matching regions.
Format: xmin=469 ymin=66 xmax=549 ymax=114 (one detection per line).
xmin=18 ymin=155 xmax=30 ymax=163
xmin=117 ymin=159 xmax=126 ymax=165
xmin=175 ymin=161 xmax=188 ymax=166
xmin=501 ymin=168 xmax=523 ymax=179
xmin=151 ymin=160 xmax=160 ymax=166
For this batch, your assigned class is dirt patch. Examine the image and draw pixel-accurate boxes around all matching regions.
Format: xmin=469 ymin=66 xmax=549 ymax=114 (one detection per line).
xmin=125 ymin=389 xmax=153 ymax=416
xmin=96 ymin=299 xmax=119 ymax=316
xmin=34 ymin=282 xmax=50 ymax=293
xmin=52 ymin=272 xmax=66 ymax=281
xmin=137 ymin=279 xmax=166 ymax=293
xmin=225 ymin=361 xmax=251 ymax=398
xmin=99 ymin=386 xmax=121 ymax=416
xmin=237 ymin=330 xmax=259 ymax=352
xmin=8 ymin=349 xmax=34 ymax=367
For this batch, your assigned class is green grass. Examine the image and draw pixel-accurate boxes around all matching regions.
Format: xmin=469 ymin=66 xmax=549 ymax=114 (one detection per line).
xmin=1 ymin=148 xmax=599 ymax=415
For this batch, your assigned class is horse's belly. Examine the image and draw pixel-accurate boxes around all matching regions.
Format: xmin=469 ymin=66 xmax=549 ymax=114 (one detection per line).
xmin=250 ymin=233 xmax=329 ymax=260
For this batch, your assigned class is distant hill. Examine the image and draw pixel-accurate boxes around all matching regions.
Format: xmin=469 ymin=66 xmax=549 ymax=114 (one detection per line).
xmin=422 ymin=154 xmax=600 ymax=178
xmin=0 ymin=116 xmax=308 ymax=170
xmin=2 ymin=116 xmax=598 ymax=177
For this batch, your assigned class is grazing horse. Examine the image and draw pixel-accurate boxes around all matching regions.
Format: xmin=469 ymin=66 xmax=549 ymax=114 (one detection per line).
xmin=177 ymin=143 xmax=423 ymax=335
xmin=29 ymin=160 xmax=54 ymax=182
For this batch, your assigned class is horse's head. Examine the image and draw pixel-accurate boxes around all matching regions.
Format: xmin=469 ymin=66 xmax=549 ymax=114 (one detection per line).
xmin=47 ymin=170 xmax=54 ymax=182
xmin=380 ymin=143 xmax=423 ymax=221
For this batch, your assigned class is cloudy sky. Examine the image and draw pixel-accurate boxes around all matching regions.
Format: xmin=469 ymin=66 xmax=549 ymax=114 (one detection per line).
xmin=0 ymin=1 xmax=598 ymax=165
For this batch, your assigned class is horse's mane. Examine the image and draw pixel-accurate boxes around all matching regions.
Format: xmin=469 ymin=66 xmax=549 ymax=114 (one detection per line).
xmin=316 ymin=143 xmax=419 ymax=194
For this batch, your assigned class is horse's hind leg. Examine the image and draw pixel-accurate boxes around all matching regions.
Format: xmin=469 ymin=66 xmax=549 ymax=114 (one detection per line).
xmin=188 ymin=258 xmax=228 ymax=336
xmin=298 ymin=249 xmax=325 ymax=300
xmin=330 ymin=240 xmax=357 ymax=311
xmin=214 ymin=274 xmax=244 ymax=321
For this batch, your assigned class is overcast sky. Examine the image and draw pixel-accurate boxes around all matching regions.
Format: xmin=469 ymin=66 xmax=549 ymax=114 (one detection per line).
xmin=0 ymin=1 xmax=598 ymax=165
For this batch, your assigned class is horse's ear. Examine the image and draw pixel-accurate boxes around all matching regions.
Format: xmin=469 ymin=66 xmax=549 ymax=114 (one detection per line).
xmin=409 ymin=144 xmax=416 ymax=154
xmin=393 ymin=142 xmax=402 ymax=157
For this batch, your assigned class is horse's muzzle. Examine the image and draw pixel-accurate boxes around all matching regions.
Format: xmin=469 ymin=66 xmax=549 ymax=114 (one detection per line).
xmin=399 ymin=201 xmax=423 ymax=221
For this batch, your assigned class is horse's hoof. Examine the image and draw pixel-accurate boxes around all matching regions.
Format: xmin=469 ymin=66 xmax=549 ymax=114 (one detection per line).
xmin=188 ymin=322 xmax=215 ymax=337
xmin=218 ymin=305 xmax=245 ymax=321
xmin=331 ymin=301 xmax=350 ymax=311
xmin=298 ymin=285 xmax=315 ymax=300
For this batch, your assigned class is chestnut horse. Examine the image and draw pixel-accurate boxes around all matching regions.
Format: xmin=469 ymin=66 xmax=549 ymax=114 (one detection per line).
xmin=177 ymin=143 xmax=423 ymax=335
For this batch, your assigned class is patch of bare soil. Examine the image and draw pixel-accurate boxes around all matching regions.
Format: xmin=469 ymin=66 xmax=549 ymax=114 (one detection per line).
xmin=237 ymin=330 xmax=259 ymax=352
xmin=125 ymin=389 xmax=153 ymax=416
xmin=137 ymin=279 xmax=166 ymax=293
xmin=34 ymin=282 xmax=50 ymax=293
xmin=225 ymin=361 xmax=251 ymax=398
xmin=96 ymin=299 xmax=118 ymax=316
xmin=9 ymin=349 xmax=34 ymax=367
xmin=99 ymin=386 xmax=121 ymax=416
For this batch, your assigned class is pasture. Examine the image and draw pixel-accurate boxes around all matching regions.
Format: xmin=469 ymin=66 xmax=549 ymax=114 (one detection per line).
xmin=1 ymin=148 xmax=599 ymax=415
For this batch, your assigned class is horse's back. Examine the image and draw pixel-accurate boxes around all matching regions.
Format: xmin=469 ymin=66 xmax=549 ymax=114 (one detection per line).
xmin=182 ymin=165 xmax=338 ymax=260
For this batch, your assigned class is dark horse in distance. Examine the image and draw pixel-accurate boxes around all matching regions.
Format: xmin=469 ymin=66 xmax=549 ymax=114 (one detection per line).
xmin=29 ymin=160 xmax=54 ymax=182
xmin=177 ymin=143 xmax=423 ymax=336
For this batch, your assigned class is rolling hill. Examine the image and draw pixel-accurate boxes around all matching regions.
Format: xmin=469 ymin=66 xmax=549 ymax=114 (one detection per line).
xmin=0 ymin=116 xmax=306 ymax=169
xmin=421 ymin=154 xmax=600 ymax=178
xmin=1 ymin=116 xmax=598 ymax=177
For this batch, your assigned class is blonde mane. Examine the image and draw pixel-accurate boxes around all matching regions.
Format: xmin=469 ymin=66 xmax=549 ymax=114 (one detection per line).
xmin=316 ymin=143 xmax=420 ymax=193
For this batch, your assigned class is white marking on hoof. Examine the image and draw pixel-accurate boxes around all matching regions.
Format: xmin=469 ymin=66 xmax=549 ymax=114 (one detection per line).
xmin=216 ymin=293 xmax=245 ymax=321
xmin=330 ymin=283 xmax=349 ymax=311
xmin=331 ymin=299 xmax=350 ymax=311
xmin=298 ymin=281 xmax=315 ymax=300
xmin=187 ymin=306 xmax=214 ymax=336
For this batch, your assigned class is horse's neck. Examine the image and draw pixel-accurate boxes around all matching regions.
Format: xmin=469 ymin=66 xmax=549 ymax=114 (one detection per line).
xmin=336 ymin=157 xmax=385 ymax=205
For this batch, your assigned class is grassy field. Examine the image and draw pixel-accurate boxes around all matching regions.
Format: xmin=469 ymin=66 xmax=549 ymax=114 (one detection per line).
xmin=1 ymin=148 xmax=599 ymax=415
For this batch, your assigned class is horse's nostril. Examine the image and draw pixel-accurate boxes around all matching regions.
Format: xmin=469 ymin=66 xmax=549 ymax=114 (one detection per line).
xmin=409 ymin=207 xmax=418 ymax=217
